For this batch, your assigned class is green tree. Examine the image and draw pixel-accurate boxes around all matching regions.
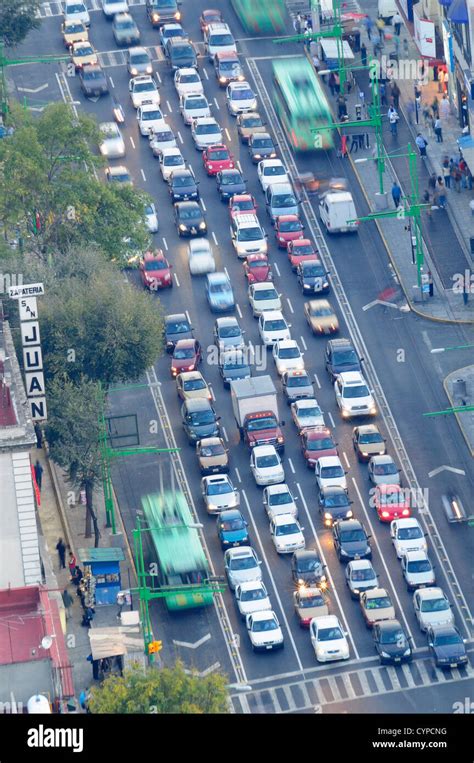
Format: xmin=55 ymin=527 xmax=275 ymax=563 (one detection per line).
xmin=0 ymin=0 xmax=42 ymax=47
xmin=88 ymin=662 xmax=230 ymax=714
xmin=46 ymin=377 xmax=104 ymax=545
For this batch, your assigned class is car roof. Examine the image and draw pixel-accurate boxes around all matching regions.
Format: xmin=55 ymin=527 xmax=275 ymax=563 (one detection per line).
xmin=348 ymin=559 xmax=373 ymax=569
xmin=294 ymin=397 xmax=318 ymax=407
xmin=417 ymin=587 xmax=445 ymax=599
xmin=305 ymin=426 xmax=331 ymax=438
xmin=355 ymin=424 xmax=380 ymax=435
xmin=338 ymin=371 xmax=365 ymax=384
xmin=219 ymin=168 xmax=241 ymax=176
xmin=272 ymin=513 xmax=298 ymax=525
xmin=228 ymin=81 xmax=251 ymax=90
xmin=268 ymin=183 xmax=294 ymax=194
xmin=114 ymin=12 xmax=133 ymax=21
xmin=216 ymin=316 xmax=239 ymax=327
xmin=198 ymin=436 xmax=223 ymax=447
xmin=129 ymin=46 xmax=148 ymax=55
xmin=250 ymin=609 xmax=276 ymax=621
xmin=166 ymin=312 xmax=187 ymax=322
xmin=370 ymin=454 xmax=395 ymax=465
xmin=131 ymin=74 xmax=155 ymax=84
xmin=321 ymin=485 xmax=347 ymax=495
xmin=177 ymin=67 xmax=199 ymax=75
xmin=184 ymin=397 xmax=212 ymax=411
xmin=325 ymin=191 xmax=353 ymax=202
xmin=377 ymin=619 xmax=403 ymax=631
xmin=404 ymin=550 xmax=429 ymax=561
xmin=336 ymin=518 xmax=363 ymax=529
xmin=318 ymin=455 xmax=342 ymax=467
xmin=234 ymin=214 xmax=260 ymax=227
xmin=176 ymin=200 xmax=200 ymax=208
xmin=253 ymin=282 xmax=276 ymax=291
xmin=238 ymin=579 xmax=265 ymax=591
xmin=261 ymin=310 xmax=284 ymax=320
xmin=194 ymin=117 xmax=219 ymax=125
xmin=207 ymin=272 xmax=229 ymax=283
xmin=175 ymin=338 xmax=195 ymax=348
xmin=294 ymin=548 xmax=319 ymax=560
xmin=226 ymin=545 xmax=254 ymax=558
xmin=428 ymin=623 xmax=458 ymax=635
xmin=162 ymin=147 xmax=182 ymax=156
xmin=215 ymin=50 xmax=239 ymax=60
xmin=312 ymin=615 xmax=340 ymax=628
xmin=253 ymin=444 xmax=278 ymax=456
xmin=329 ymin=337 xmax=354 ymax=349
xmin=204 ymin=474 xmax=229 ymax=484
xmin=178 ymin=370 xmax=203 ymax=381
xmin=207 ymin=22 xmax=232 ymax=32
xmin=393 ymin=517 xmax=420 ymax=528
xmin=275 ymin=339 xmax=298 ymax=347
xmin=364 ymin=587 xmax=388 ymax=598
xmin=266 ymin=483 xmax=291 ymax=494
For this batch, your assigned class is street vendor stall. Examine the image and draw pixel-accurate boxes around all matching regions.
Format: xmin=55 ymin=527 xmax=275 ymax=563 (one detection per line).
xmin=77 ymin=548 xmax=125 ymax=606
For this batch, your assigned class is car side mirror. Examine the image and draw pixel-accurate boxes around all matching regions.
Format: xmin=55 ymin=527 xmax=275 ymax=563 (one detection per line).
xmin=216 ymin=416 xmax=221 ymax=421
xmin=280 ymin=420 xmax=286 ymax=427
xmin=344 ymin=471 xmax=348 ymax=475
xmin=258 ymin=560 xmax=263 ymax=565
xmin=428 ymin=641 xmax=433 ymax=647
xmin=360 ymin=357 xmax=365 ymax=363
xmin=367 ymin=534 xmax=372 ymax=539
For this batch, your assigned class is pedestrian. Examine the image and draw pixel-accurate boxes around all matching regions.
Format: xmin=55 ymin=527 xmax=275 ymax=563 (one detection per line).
xmin=459 ymin=158 xmax=468 ymax=188
xmin=406 ymin=99 xmax=415 ymax=125
xmin=376 ymin=16 xmax=385 ymax=42
xmin=436 ymin=177 xmax=446 ymax=208
xmin=62 ymin=588 xmax=74 ymax=619
xmin=403 ymin=38 xmax=409 ymax=56
xmin=391 ymin=181 xmax=402 ymax=208
xmin=439 ymin=94 xmax=450 ymax=119
xmin=431 ymin=96 xmax=439 ymax=119
xmin=442 ymin=156 xmax=450 ymax=188
xmin=422 ymin=106 xmax=432 ymax=134
xmin=34 ymin=422 xmax=43 ymax=449
xmin=293 ymin=12 xmax=302 ymax=34
xmin=415 ymin=133 xmax=428 ymax=157
xmin=361 ymin=42 xmax=367 ymax=68
xmin=433 ymin=117 xmax=443 ymax=142
xmin=68 ymin=552 xmax=77 ymax=576
xmin=56 ymin=538 xmax=66 ymax=569
xmin=428 ymin=173 xmax=437 ymax=192
xmin=454 ymin=166 xmax=462 ymax=192
xmin=328 ymin=71 xmax=336 ymax=96
xmin=79 ymin=689 xmax=90 ymax=712
xmin=392 ymin=11 xmax=402 ymax=36
xmin=312 ymin=54 xmax=320 ymax=71
xmin=380 ymin=81 xmax=387 ymax=106
xmin=427 ymin=271 xmax=434 ymax=297
xmin=333 ymin=72 xmax=340 ymax=94
xmin=116 ymin=591 xmax=126 ymax=621
xmin=388 ymin=106 xmax=399 ymax=135
xmin=337 ymin=93 xmax=347 ymax=120
xmin=461 ymin=95 xmax=469 ymax=127
xmin=422 ymin=189 xmax=432 ymax=218
xmin=390 ymin=81 xmax=400 ymax=110
xmin=34 ymin=460 xmax=43 ymax=491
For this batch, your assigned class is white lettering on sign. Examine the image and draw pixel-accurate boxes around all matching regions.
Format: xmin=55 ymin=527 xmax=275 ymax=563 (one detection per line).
xmin=30 ymin=397 xmax=47 ymax=421
xmin=21 ymin=321 xmax=41 ymax=346
xmin=8 ymin=282 xmax=45 ymax=299
xmin=24 ymin=371 xmax=46 ymax=397
xmin=19 ymin=297 xmax=38 ymax=321
xmin=23 ymin=347 xmax=43 ymax=371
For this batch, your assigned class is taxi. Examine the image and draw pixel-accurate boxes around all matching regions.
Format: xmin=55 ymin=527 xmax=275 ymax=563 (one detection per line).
xmin=293 ymin=586 xmax=329 ymax=628
xmin=70 ymin=40 xmax=98 ymax=70
xmin=61 ymin=20 xmax=88 ymax=48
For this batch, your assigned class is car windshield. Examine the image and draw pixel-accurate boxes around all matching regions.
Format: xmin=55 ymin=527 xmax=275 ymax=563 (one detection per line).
xmin=223 ymin=357 xmax=247 ymax=370
xmin=154 ymin=131 xmax=174 ymax=142
xmin=190 ymin=410 xmax=215 ymax=425
xmin=334 ymin=349 xmax=358 ymax=365
xmin=183 ymin=378 xmax=205 ymax=391
xmin=240 ymin=587 xmax=265 ymax=602
xmin=269 ymin=491 xmax=292 ymax=505
xmin=280 ymin=220 xmax=301 ymax=232
xmin=374 ymin=463 xmax=398 ymax=475
xmin=165 ymin=154 xmax=183 ymax=165
xmin=298 ymin=406 xmax=320 ymax=417
xmin=256 ymin=455 xmax=278 ymax=468
xmin=293 ymin=244 xmax=314 ymax=255
xmin=167 ymin=320 xmax=190 ymax=334
xmin=174 ymin=176 xmax=194 ymax=187
xmin=340 ymin=529 xmax=366 ymax=542
xmin=248 ymin=259 xmax=266 ymax=268
xmin=84 ymin=69 xmax=104 ymax=82
xmin=379 ymin=490 xmax=405 ymax=505
xmin=221 ymin=173 xmax=241 ymax=185
xmin=307 ymin=437 xmax=334 ymax=451
xmin=407 ymin=559 xmax=431 ymax=573
xmin=145 ymin=205 xmax=155 ymax=216
xmin=222 ymin=517 xmax=245 ymax=531
xmin=434 ymin=632 xmax=462 ymax=646
xmin=318 ymin=627 xmax=343 ymax=641
xmin=359 ymin=432 xmax=383 ymax=444
xmin=303 ymin=264 xmax=325 ymax=277
xmin=232 ymin=89 xmax=253 ymax=100
xmin=131 ymin=53 xmax=149 ymax=64
xmin=116 ymin=19 xmax=136 ymax=30
xmin=208 ymin=149 xmax=228 ymax=160
xmin=110 ymin=172 xmax=129 ymax=182
xmin=66 ymin=22 xmax=84 ymax=31
xmin=421 ymin=597 xmax=449 ymax=612
xmin=325 ymin=493 xmax=349 ymax=507
xmin=197 ymin=124 xmax=220 ymax=134
xmin=252 ymin=618 xmax=277 ymax=632
xmin=264 ymin=166 xmax=285 ymax=176
xmin=264 ymin=319 xmax=286 ymax=331
xmin=380 ymin=629 xmax=407 ymax=645
xmin=180 ymin=207 xmax=201 ymax=220
xmin=343 ymin=384 xmax=370 ymax=398
xmin=210 ymin=282 xmax=230 ymax=294
xmin=287 ymin=375 xmax=310 ymax=387
xmin=254 ymin=138 xmax=273 ymax=148
xmin=210 ymin=34 xmax=234 ymax=45
xmin=310 ymin=306 xmax=333 ymax=317
xmin=134 ymin=82 xmax=155 ymax=92
xmin=320 ymin=465 xmax=344 ymax=479
xmin=279 ymin=347 xmax=300 ymax=359
xmin=229 ymin=556 xmax=256 ymax=571
xmin=255 ymin=289 xmax=277 ymax=301
xmin=200 ymin=442 xmax=225 ymax=456
xmin=234 ymin=200 xmax=254 ymax=212
xmin=220 ymin=326 xmax=240 ymax=338
xmin=75 ymin=45 xmax=94 ymax=56
xmin=163 ymin=29 xmax=183 ymax=39
xmin=352 ymin=568 xmax=375 ymax=581
xmin=275 ymin=523 xmax=299 ymax=536
xmin=186 ymin=97 xmax=207 ymax=109
xmin=207 ymin=482 xmax=232 ymax=495
xmin=247 ymin=417 xmax=275 ymax=431
xmin=174 ymin=348 xmax=194 ymax=359
xmin=142 ymin=110 xmax=163 ymax=121
xmin=273 ymin=194 xmax=297 ymax=207
xmin=173 ymin=45 xmax=193 ymax=58
xmin=67 ymin=3 xmax=86 ymax=12
xmin=297 ymin=557 xmax=320 ymax=572
xmin=366 ymin=596 xmax=391 ymax=609
xmin=181 ymin=73 xmax=199 ymax=83
xmin=221 ymin=62 xmax=242 ymax=74
xmin=398 ymin=526 xmax=422 ymax=540
xmin=299 ymin=594 xmax=324 ymax=608
xmin=145 ymin=260 xmax=167 ymax=271
xmin=239 ymin=227 xmax=262 ymax=241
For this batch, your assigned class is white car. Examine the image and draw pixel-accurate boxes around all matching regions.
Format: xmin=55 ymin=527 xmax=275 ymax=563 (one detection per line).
xmin=334 ymin=371 xmax=377 ymax=419
xmin=235 ymin=581 xmax=271 ymax=620
xmin=248 ymin=282 xmax=281 ymax=317
xmin=174 ymin=67 xmax=204 ymax=97
xmin=204 ymin=23 xmax=237 ymax=61
xmin=246 ymin=610 xmax=284 ymax=652
xmin=226 ymin=81 xmax=257 ymax=116
xmin=258 ymin=310 xmax=291 ymax=348
xmin=180 ymin=93 xmax=211 ymax=125
xmin=64 ymin=0 xmax=90 ymax=27
xmin=159 ymin=147 xmax=185 ymax=181
xmin=401 ymin=551 xmax=436 ymax=591
xmin=257 ymin=159 xmax=290 ymax=192
xmin=273 ymin=340 xmax=304 ymax=375
xmin=129 ymin=75 xmax=160 ymax=108
xmin=144 ymin=202 xmax=159 ymax=233
xmin=137 ymin=103 xmax=166 ymax=136
xmin=191 ymin=117 xmax=222 ymax=150
xmin=390 ymin=518 xmax=427 ymax=559
xmin=99 ymin=122 xmax=125 ymax=158
xmin=345 ymin=559 xmax=378 ymax=599
xmin=231 ymin=213 xmax=267 ymax=258
xmin=250 ymin=445 xmax=285 ymax=487
xmin=102 ymin=0 xmax=128 ymax=19
xmin=413 ymin=587 xmax=454 ymax=632
xmin=127 ymin=46 xmax=152 ymax=76
xmin=149 ymin=125 xmax=177 ymax=156
xmin=310 ymin=615 xmax=350 ymax=663
xmin=188 ymin=238 xmax=216 ymax=275
xmin=290 ymin=399 xmax=325 ymax=431
xmin=263 ymin=484 xmax=298 ymax=519
xmin=201 ymin=474 xmax=240 ymax=514
xmin=315 ymin=456 xmax=347 ymax=492
xmin=224 ymin=546 xmax=262 ymax=590
xmin=270 ymin=513 xmax=305 ymax=554
xmin=368 ymin=454 xmax=401 ymax=486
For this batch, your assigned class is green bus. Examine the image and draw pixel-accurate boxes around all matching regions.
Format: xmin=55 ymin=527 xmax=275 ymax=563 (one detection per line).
xmin=273 ymin=57 xmax=334 ymax=152
xmin=141 ymin=492 xmax=214 ymax=611
xmin=230 ymin=0 xmax=286 ymax=34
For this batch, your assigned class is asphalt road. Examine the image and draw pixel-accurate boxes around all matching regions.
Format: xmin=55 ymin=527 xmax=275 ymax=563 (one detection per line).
xmin=11 ymin=0 xmax=474 ymax=711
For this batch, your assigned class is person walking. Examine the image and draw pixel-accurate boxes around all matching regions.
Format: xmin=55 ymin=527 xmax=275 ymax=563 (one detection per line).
xmin=415 ymin=133 xmax=428 ymax=157
xmin=392 ymin=11 xmax=402 ymax=36
xmin=442 ymin=156 xmax=450 ymax=188
xmin=427 ymin=271 xmax=434 ymax=297
xmin=428 ymin=173 xmax=437 ymax=193
xmin=439 ymin=94 xmax=450 ymax=119
xmin=388 ymin=106 xmax=399 ymax=135
xmin=390 ymin=81 xmax=400 ymax=111
xmin=68 ymin=552 xmax=77 ymax=576
xmin=459 ymin=158 xmax=468 ymax=188
xmin=431 ymin=96 xmax=439 ymax=119
xmin=337 ymin=93 xmax=347 ymax=120
xmin=436 ymin=177 xmax=446 ymax=208
xmin=402 ymin=38 xmax=409 ymax=56
xmin=406 ymin=99 xmax=415 ymax=125
xmin=56 ymin=538 xmax=66 ymax=569
xmin=391 ymin=181 xmax=402 ymax=208
xmin=34 ymin=460 xmax=43 ymax=491
xmin=422 ymin=189 xmax=432 ymax=218
xmin=34 ymin=423 xmax=43 ymax=449
xmin=376 ymin=16 xmax=385 ymax=42
xmin=361 ymin=42 xmax=367 ymax=68
xmin=380 ymin=81 xmax=387 ymax=106
xmin=434 ymin=117 xmax=443 ymax=142
xmin=328 ymin=72 xmax=336 ymax=96
xmin=62 ymin=588 xmax=74 ymax=619
xmin=454 ymin=166 xmax=462 ymax=192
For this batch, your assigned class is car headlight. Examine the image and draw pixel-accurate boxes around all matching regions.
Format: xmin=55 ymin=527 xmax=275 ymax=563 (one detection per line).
xmin=370 ymin=406 xmax=377 ymax=414
xmin=403 ymin=648 xmax=411 ymax=656
xmin=346 ymin=509 xmax=353 ymax=518
xmin=352 ymin=588 xmax=360 ymax=595
xmin=341 ymin=410 xmax=350 ymax=418
xmin=381 ymin=511 xmax=390 ymax=518
xmin=199 ymin=222 xmax=206 ymax=229
xmin=263 ymin=334 xmax=271 ymax=342
xmin=131 ymin=67 xmax=138 ymax=75
xmin=175 ymin=11 xmax=181 ymax=19
xmin=361 ymin=452 xmax=369 ymax=457
xmin=152 ymin=12 xmax=159 ymax=20
xmin=277 ymin=436 xmax=284 ymax=443
xmin=254 ymin=154 xmax=261 ymax=159
xmin=324 ymin=512 xmax=332 ymax=520
xmin=381 ymin=651 xmax=391 ymax=658
xmin=208 ymin=503 xmax=217 ymax=510
xmin=340 ymin=548 xmax=349 ymax=556
xmin=179 ymin=224 xmax=187 ymax=231
xmin=146 ymin=66 xmax=152 ymax=74
xmin=219 ymin=76 xmax=226 ymax=83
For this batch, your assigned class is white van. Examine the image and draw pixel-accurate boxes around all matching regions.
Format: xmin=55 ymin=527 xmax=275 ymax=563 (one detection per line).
xmin=319 ymin=192 xmax=358 ymax=234
xmin=378 ymin=0 xmax=398 ymax=24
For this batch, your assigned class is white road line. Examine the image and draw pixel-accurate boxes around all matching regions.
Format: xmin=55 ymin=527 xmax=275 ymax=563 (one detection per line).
xmin=141 ymin=168 xmax=146 ymax=182
xmin=155 ymin=70 xmax=161 ymax=84
xmin=209 ymin=385 xmax=216 ymax=402
xmin=286 ymin=298 xmax=294 ymax=314
xmin=221 ymin=426 xmax=228 ymax=442
xmin=109 ymin=76 xmax=115 ymax=88
xmin=288 ymin=458 xmax=295 ymax=474
xmin=212 ymin=231 xmax=218 ymax=245
xmin=201 ymin=198 xmax=207 ymax=211
xmin=224 ymin=267 xmax=230 ymax=278
xmin=203 ymin=67 xmax=209 ymax=80
xmin=178 ymin=131 xmax=184 ymax=144
xmin=234 ymin=468 xmax=242 ymax=483
xmin=174 ymin=273 xmax=180 ymax=287
xmin=248 ymin=340 xmax=255 ymax=359
xmin=213 ymin=97 xmax=220 ymax=110
xmin=130 ymin=136 xmax=136 ymax=149
xmin=225 ymin=127 xmax=232 ymax=142
xmin=300 ymin=336 xmax=308 ymax=351
xmin=242 ymin=489 xmax=304 ymax=673
xmin=236 ymin=303 xmax=243 ymax=318
xmin=314 ymin=373 xmax=321 ymax=390
xmin=166 ymin=100 xmax=173 ymax=112
xmin=342 ymin=452 xmax=351 ymax=469
xmin=296 ymin=484 xmax=359 ymax=660
xmin=328 ymin=411 xmax=335 ymax=428
xmin=237 ymin=160 xmax=242 ymax=173
xmin=185 ymin=310 xmax=191 ymax=323
xmin=351 ymin=477 xmax=416 ymax=646
xmin=274 ymin=261 xmax=281 ymax=277
xmin=162 ymin=237 xmax=168 ymax=251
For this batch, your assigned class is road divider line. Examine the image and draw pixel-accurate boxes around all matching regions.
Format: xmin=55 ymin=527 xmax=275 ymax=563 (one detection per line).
xmin=236 ymin=304 xmax=242 ymax=318
xmin=222 ymin=426 xmax=228 ymax=442
xmin=203 ymin=68 xmax=209 ymax=80
xmin=155 ymin=70 xmax=161 ymax=84
xmin=225 ymin=127 xmax=232 ymax=142
xmin=234 ymin=468 xmax=242 ymax=483
xmin=109 ymin=76 xmax=115 ymax=88
xmin=342 ymin=452 xmax=350 ymax=469
xmin=178 ymin=131 xmax=184 ymax=144
xmin=328 ymin=411 xmax=335 ymax=428
xmin=314 ymin=373 xmax=321 ymax=390
xmin=288 ymin=458 xmax=295 ymax=474
xmin=201 ymin=198 xmax=207 ymax=211
xmin=212 ymin=232 xmax=218 ymax=245
xmin=130 ymin=136 xmax=136 ymax=149
xmin=286 ymin=298 xmax=294 ymax=314
xmin=185 ymin=310 xmax=191 ymax=323
xmin=166 ymin=100 xmax=173 ymax=112
xmin=274 ymin=262 xmax=280 ymax=277
xmin=237 ymin=160 xmax=242 ymax=173
xmin=162 ymin=237 xmax=168 ymax=251
xmin=213 ymin=97 xmax=220 ymax=110
xmin=141 ymin=169 xmax=146 ymax=182
xmin=174 ymin=273 xmax=180 ymax=287
xmin=300 ymin=336 xmax=307 ymax=351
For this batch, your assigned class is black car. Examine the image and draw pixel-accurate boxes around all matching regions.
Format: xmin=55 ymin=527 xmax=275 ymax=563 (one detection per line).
xmin=297 ymin=259 xmax=330 ymax=295
xmin=248 ymin=132 xmax=277 ymax=163
xmin=216 ymin=169 xmax=246 ymax=201
xmin=174 ymin=201 xmax=207 ymax=236
xmin=333 ymin=518 xmax=371 ymax=563
xmin=146 ymin=0 xmax=181 ymax=27
xmin=427 ymin=624 xmax=468 ymax=669
xmin=181 ymin=398 xmax=220 ymax=444
xmin=325 ymin=337 xmax=362 ymax=381
xmin=165 ymin=38 xmax=197 ymax=70
xmin=79 ymin=64 xmax=109 ymax=97
xmin=165 ymin=312 xmax=194 ymax=352
xmin=318 ymin=486 xmax=353 ymax=526
xmin=168 ymin=169 xmax=199 ymax=201
xmin=291 ymin=549 xmax=327 ymax=587
xmin=373 ymin=620 xmax=413 ymax=665
xmin=218 ymin=349 xmax=251 ymax=388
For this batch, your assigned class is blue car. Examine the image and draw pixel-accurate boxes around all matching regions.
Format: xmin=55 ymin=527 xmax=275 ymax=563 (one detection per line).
xmin=205 ymin=272 xmax=235 ymax=312
xmin=217 ymin=509 xmax=250 ymax=549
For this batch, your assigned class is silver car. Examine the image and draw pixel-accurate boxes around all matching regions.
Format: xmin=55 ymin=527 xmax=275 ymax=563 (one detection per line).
xmin=224 ymin=546 xmax=262 ymax=590
xmin=290 ymin=398 xmax=325 ymax=431
xmin=113 ymin=13 xmax=140 ymax=46
xmin=368 ymin=455 xmax=401 ymax=486
xmin=127 ymin=46 xmax=152 ymax=76
xmin=99 ymin=122 xmax=126 ymax=158
xmin=191 ymin=117 xmax=222 ymax=150
xmin=345 ymin=559 xmax=378 ymax=600
xmin=201 ymin=474 xmax=240 ymax=514
xmin=213 ymin=316 xmax=245 ymax=353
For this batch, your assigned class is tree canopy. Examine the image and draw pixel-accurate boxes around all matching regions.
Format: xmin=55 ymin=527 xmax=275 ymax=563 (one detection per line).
xmin=0 ymin=0 xmax=42 ymax=47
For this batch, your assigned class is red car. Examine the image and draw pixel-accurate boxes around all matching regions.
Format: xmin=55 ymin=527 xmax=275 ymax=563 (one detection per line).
xmin=229 ymin=194 xmax=257 ymax=220
xmin=300 ymin=426 xmax=338 ymax=469
xmin=275 ymin=214 xmax=305 ymax=249
xmin=374 ymin=484 xmax=411 ymax=523
xmin=202 ymin=144 xmax=234 ymax=176
xmin=243 ymin=253 xmax=273 ymax=283
xmin=200 ymin=8 xmax=223 ymax=32
xmin=171 ymin=338 xmax=202 ymax=378
xmin=287 ymin=238 xmax=319 ymax=271
xmin=139 ymin=250 xmax=173 ymax=290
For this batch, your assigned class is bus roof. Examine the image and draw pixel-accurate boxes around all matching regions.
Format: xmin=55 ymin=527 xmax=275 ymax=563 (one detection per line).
xmin=272 ymin=57 xmax=330 ymax=117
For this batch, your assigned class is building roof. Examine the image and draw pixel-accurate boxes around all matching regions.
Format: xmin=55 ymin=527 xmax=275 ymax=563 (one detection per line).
xmin=0 ymin=304 xmax=35 ymax=452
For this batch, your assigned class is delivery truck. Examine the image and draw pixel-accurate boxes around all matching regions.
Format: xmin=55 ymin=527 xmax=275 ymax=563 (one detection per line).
xmin=230 ymin=375 xmax=285 ymax=453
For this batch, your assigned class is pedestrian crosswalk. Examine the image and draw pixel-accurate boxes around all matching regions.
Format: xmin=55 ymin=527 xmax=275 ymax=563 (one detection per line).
xmin=37 ymin=0 xmax=145 ymax=18
xmin=231 ymin=659 xmax=474 ymax=713
xmin=97 ymin=45 xmax=164 ymax=67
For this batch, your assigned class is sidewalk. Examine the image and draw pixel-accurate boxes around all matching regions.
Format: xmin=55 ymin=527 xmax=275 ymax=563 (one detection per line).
xmin=444 ymin=365 xmax=474 ymax=457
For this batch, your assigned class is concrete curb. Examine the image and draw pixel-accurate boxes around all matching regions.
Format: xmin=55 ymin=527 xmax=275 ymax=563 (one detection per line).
xmin=443 ymin=368 xmax=474 ymax=458
xmin=44 ymin=442 xmax=77 ymax=556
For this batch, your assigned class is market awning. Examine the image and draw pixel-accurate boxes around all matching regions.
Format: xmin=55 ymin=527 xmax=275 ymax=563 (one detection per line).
xmin=320 ymin=38 xmax=355 ymax=62
xmin=448 ymin=0 xmax=468 ymax=23
xmin=88 ymin=624 xmax=144 ymax=660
